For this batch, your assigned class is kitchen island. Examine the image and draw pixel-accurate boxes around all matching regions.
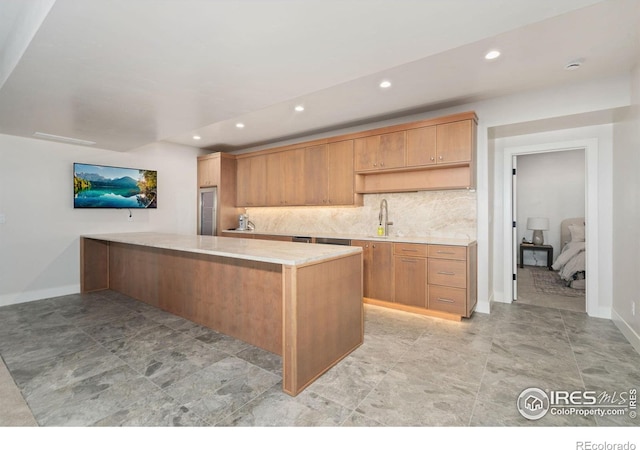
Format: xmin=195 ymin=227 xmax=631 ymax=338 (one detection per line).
xmin=80 ymin=232 xmax=363 ymax=396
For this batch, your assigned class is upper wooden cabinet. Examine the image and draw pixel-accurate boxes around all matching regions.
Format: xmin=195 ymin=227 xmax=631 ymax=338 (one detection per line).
xmin=236 ymin=154 xmax=267 ymax=207
xmin=304 ymin=144 xmax=329 ymax=205
xmin=265 ymin=152 xmax=284 ymax=206
xmin=406 ymin=126 xmax=437 ymax=167
xmin=234 ymin=111 xmax=477 ymax=202
xmin=266 ymin=149 xmax=305 ymax=206
xmin=327 ymin=140 xmax=355 ymax=205
xmin=435 ymin=120 xmax=474 ymax=164
xmin=406 ymin=120 xmax=474 ymax=168
xmin=236 ymin=140 xmax=358 ymax=207
xmin=198 ymin=156 xmax=219 ymax=187
xmin=305 ymin=140 xmax=356 ymax=205
xmin=356 ymin=113 xmax=477 ymax=192
xmin=354 ymin=131 xmax=405 ymax=172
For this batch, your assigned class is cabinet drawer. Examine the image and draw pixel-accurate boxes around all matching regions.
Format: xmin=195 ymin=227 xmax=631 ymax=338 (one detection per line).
xmin=428 ymin=285 xmax=466 ymax=315
xmin=394 ymin=243 xmax=427 ymax=257
xmin=428 ymin=245 xmax=466 ymax=260
xmin=428 ymin=259 xmax=466 ymax=288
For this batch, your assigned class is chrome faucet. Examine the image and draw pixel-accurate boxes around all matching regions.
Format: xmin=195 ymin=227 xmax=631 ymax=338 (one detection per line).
xmin=378 ymin=199 xmax=393 ymax=236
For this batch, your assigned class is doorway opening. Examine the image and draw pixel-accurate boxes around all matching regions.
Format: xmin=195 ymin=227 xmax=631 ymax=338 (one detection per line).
xmin=514 ymin=150 xmax=586 ymax=312
xmin=502 ymin=139 xmax=599 ymax=316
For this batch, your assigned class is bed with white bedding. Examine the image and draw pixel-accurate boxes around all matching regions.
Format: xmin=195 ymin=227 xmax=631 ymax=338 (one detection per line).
xmin=551 ymin=217 xmax=586 ymax=289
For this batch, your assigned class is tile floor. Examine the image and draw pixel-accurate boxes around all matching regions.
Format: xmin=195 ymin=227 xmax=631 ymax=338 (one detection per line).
xmin=0 ymin=290 xmax=638 ymax=427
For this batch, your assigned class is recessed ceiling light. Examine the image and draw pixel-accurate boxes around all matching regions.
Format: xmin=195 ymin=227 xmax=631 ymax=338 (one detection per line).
xmin=485 ymin=50 xmax=501 ymax=60
xmin=294 ymin=105 xmax=305 ymax=112
xmin=379 ymin=80 xmax=391 ymax=88
xmin=193 ymin=135 xmax=201 ymax=140
xmin=236 ymin=123 xmax=245 ymax=128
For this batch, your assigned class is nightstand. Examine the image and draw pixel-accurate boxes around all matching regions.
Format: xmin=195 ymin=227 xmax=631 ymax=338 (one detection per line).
xmin=519 ymin=244 xmax=553 ymax=270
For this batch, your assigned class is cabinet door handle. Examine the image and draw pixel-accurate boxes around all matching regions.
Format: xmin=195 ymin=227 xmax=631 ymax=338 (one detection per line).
xmin=437 ymin=297 xmax=455 ymax=303
xmin=436 ymin=251 xmax=455 ymax=255
xmin=437 ymin=271 xmax=456 ymax=276
xmin=430 ymin=156 xmax=435 ymax=161
xmin=401 ymin=258 xmax=417 ymax=263
xmin=400 ymin=248 xmax=418 ymax=252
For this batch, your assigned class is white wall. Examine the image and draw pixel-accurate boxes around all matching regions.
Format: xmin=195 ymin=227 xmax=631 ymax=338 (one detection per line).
xmin=0 ymin=135 xmax=201 ymax=306
xmin=612 ymin=63 xmax=640 ymax=351
xmin=516 ymin=150 xmax=585 ymax=266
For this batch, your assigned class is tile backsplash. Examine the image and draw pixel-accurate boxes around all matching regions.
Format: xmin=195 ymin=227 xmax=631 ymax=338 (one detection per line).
xmin=244 ymin=190 xmax=476 ymax=240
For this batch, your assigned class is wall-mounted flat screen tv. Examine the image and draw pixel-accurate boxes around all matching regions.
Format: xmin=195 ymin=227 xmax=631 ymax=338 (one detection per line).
xmin=74 ymin=163 xmax=157 ymax=209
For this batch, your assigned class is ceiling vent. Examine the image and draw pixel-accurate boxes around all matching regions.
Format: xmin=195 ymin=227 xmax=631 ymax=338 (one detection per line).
xmin=33 ymin=132 xmax=96 ymax=146
xmin=564 ymin=59 xmax=584 ymax=71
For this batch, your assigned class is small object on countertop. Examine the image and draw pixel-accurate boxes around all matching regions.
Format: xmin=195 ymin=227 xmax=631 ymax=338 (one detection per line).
xmin=377 ymin=225 xmax=384 ymax=236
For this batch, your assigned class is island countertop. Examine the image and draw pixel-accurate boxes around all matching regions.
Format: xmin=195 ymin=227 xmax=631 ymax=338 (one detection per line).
xmin=82 ymin=232 xmax=362 ymax=266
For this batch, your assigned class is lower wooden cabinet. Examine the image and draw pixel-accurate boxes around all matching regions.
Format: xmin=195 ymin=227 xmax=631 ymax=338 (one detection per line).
xmin=220 ymin=234 xmax=477 ymax=319
xmin=352 ymin=240 xmax=394 ymax=302
xmin=393 ymin=243 xmax=426 ymax=307
xmin=427 ymin=243 xmax=477 ymax=317
xmin=394 ymin=255 xmax=426 ymax=307
xmin=363 ymin=241 xmax=476 ymax=319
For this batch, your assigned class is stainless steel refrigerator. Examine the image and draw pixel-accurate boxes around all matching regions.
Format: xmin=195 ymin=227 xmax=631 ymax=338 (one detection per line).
xmin=198 ymin=187 xmax=217 ymax=235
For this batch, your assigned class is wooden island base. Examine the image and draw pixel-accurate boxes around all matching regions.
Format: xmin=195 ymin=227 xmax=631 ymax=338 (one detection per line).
xmin=80 ymin=236 xmax=363 ymax=396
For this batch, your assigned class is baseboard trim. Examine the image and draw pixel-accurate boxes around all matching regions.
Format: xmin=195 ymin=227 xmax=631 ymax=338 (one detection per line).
xmin=476 ymin=298 xmax=491 ymax=314
xmin=588 ymin=305 xmax=612 ymax=320
xmin=0 ymin=284 xmax=80 ymax=308
xmin=611 ymin=309 xmax=640 ymax=355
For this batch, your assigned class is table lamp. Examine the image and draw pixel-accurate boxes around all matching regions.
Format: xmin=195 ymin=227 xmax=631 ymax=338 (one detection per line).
xmin=527 ymin=217 xmax=549 ymax=245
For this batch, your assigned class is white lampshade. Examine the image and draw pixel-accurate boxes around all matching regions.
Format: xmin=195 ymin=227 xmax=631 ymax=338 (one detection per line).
xmin=527 ymin=217 xmax=549 ymax=231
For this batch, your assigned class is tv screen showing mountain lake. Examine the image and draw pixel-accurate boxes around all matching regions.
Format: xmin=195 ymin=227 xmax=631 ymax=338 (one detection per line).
xmin=74 ymin=163 xmax=157 ymax=209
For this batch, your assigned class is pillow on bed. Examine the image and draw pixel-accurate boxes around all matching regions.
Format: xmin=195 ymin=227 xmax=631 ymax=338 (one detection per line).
xmin=568 ymin=224 xmax=585 ymax=242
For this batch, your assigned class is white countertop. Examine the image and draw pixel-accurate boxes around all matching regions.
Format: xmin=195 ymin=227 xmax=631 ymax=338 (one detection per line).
xmin=223 ymin=229 xmax=476 ymax=247
xmin=82 ymin=232 xmax=362 ymax=266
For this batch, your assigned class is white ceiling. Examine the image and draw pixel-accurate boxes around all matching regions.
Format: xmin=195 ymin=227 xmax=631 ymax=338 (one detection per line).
xmin=0 ymin=0 xmax=637 ymax=152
